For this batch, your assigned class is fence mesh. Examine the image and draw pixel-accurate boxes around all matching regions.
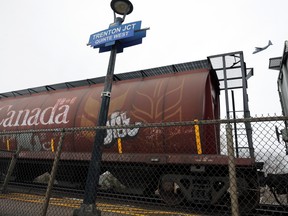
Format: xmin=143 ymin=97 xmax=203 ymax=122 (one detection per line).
xmin=1 ymin=116 xmax=288 ymax=216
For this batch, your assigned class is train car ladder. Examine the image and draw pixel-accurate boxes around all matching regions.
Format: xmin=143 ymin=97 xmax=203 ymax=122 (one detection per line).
xmin=208 ymin=51 xmax=255 ymax=158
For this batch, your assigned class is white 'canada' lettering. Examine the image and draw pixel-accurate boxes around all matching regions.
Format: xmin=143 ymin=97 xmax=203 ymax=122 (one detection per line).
xmin=0 ymin=97 xmax=76 ymax=128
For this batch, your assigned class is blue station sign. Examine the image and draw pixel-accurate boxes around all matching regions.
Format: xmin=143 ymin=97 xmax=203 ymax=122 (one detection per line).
xmin=88 ymin=21 xmax=141 ymax=47
xmin=88 ymin=20 xmax=148 ymax=53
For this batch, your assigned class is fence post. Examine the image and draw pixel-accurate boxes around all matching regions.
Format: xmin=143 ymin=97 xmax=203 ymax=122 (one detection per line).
xmin=226 ymin=123 xmax=239 ymax=216
xmin=41 ymin=129 xmax=65 ymax=216
xmin=0 ymin=148 xmax=21 ymax=193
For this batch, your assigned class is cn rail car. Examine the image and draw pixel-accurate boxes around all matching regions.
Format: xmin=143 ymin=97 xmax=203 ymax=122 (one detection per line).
xmin=268 ymin=41 xmax=288 ymax=197
xmin=270 ymin=41 xmax=288 ymax=151
xmin=0 ymin=56 xmax=262 ymax=210
xmin=277 ymin=41 xmax=288 ymax=118
xmin=275 ymin=41 xmax=288 ymax=147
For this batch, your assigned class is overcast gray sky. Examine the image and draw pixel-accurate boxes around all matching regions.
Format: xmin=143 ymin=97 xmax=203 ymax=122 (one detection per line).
xmin=0 ymin=0 xmax=287 ymax=116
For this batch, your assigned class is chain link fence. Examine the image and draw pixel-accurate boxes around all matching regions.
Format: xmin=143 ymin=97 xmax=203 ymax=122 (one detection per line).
xmin=1 ymin=116 xmax=288 ymax=216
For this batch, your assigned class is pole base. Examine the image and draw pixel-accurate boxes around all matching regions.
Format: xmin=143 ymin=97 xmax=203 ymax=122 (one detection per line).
xmin=73 ymin=204 xmax=101 ymax=216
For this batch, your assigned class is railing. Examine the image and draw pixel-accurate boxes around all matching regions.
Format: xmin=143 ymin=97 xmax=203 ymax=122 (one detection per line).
xmin=0 ymin=116 xmax=288 ymax=216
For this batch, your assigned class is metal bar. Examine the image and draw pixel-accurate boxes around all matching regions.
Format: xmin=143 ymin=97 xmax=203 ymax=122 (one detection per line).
xmin=240 ymin=52 xmax=254 ymax=158
xmin=75 ymin=44 xmax=118 ymax=216
xmin=0 ymin=148 xmax=21 ymax=193
xmin=0 ymin=149 xmax=17 ymax=153
xmin=231 ymin=91 xmax=239 ymax=158
xmin=213 ymin=65 xmax=243 ymax=70
xmin=218 ymin=77 xmax=244 ymax=81
xmin=222 ymin=55 xmax=230 ymax=119
xmin=226 ymin=123 xmax=239 ymax=216
xmin=208 ymin=51 xmax=242 ymax=59
xmin=45 ymin=85 xmax=56 ymax=91
xmin=6 ymin=139 xmax=10 ymax=151
xmin=0 ymin=116 xmax=287 ymax=137
xmin=219 ymin=86 xmax=244 ymax=91
xmin=65 ymin=82 xmax=75 ymax=88
xmin=134 ymin=27 xmax=150 ymax=32
xmin=117 ymin=138 xmax=123 ymax=154
xmin=41 ymin=130 xmax=65 ymax=216
xmin=51 ymin=138 xmax=55 ymax=153
xmin=194 ymin=119 xmax=202 ymax=154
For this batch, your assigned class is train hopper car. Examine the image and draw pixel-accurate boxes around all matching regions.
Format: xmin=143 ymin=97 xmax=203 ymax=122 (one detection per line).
xmin=0 ymin=54 xmax=260 ymax=210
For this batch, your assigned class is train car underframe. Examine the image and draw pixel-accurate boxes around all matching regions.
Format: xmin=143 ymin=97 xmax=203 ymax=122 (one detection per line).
xmin=1 ymin=153 xmax=263 ymax=212
xmin=106 ymin=158 xmax=263 ymax=212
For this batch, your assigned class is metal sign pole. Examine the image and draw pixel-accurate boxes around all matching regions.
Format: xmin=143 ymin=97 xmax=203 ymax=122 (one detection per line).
xmin=74 ymin=44 xmax=117 ymax=216
xmin=74 ymin=2 xmax=148 ymax=214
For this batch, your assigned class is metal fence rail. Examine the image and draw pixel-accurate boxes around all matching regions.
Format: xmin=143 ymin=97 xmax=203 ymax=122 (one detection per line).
xmin=0 ymin=116 xmax=288 ymax=216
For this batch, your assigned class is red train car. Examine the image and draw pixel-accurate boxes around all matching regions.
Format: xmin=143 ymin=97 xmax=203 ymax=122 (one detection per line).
xmin=0 ymin=60 xmax=220 ymax=155
xmin=0 ymin=59 xmax=258 ymax=209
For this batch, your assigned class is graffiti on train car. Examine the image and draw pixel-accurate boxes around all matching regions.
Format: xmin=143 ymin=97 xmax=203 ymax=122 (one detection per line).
xmin=0 ymin=132 xmax=52 ymax=151
xmin=104 ymin=111 xmax=141 ymax=145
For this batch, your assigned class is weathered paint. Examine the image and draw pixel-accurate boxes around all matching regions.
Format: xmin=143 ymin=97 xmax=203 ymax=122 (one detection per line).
xmin=0 ymin=68 xmax=220 ymax=155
